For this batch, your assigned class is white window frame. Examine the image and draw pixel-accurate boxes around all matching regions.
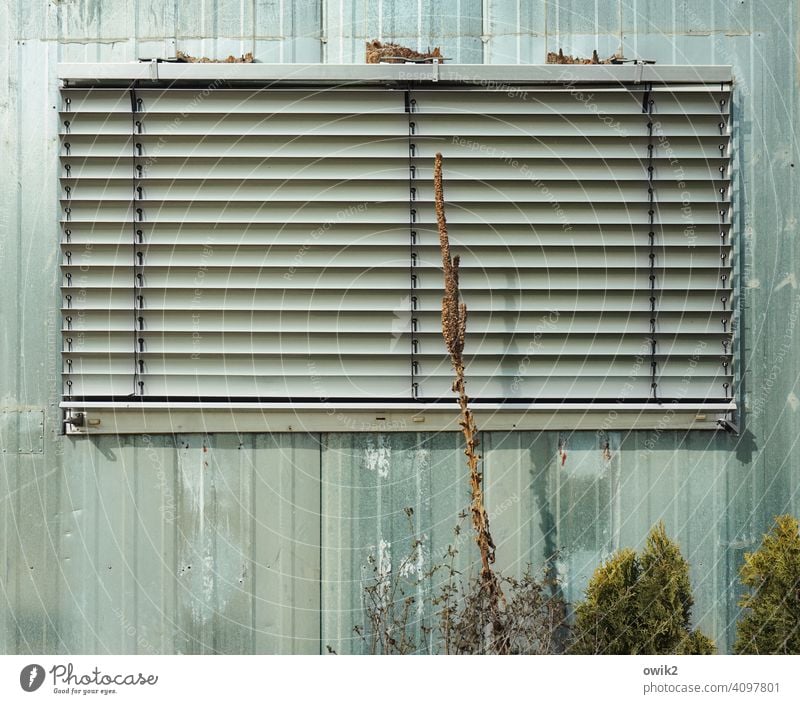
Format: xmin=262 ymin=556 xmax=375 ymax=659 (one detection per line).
xmin=58 ymin=62 xmax=735 ymax=434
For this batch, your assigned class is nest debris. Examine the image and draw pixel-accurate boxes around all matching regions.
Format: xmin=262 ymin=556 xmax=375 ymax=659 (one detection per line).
xmin=175 ymin=51 xmax=255 ymax=63
xmin=546 ymin=48 xmax=617 ymax=64
xmin=366 ymin=40 xmax=443 ymax=63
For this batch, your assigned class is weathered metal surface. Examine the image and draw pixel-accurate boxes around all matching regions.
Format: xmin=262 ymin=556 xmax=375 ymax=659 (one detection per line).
xmin=1 ymin=0 xmax=799 ymax=655
xmin=0 ymin=410 xmax=45 ymax=454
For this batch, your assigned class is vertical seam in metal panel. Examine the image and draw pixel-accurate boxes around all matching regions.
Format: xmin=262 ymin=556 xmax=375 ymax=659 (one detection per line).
xmin=289 ymin=0 xmax=296 ymax=62
xmin=319 ymin=0 xmax=326 ymax=63
xmin=338 ymin=0 xmax=343 ymax=63
xmin=14 ymin=35 xmax=22 ymax=421
xmin=249 ymin=433 xmax=255 ymax=653
xmin=318 ymin=431 xmax=323 ymax=654
xmin=251 ymin=0 xmax=257 ymax=59
xmin=279 ymin=0 xmax=285 ymax=63
xmin=543 ymin=0 xmax=548 ymax=57
xmin=171 ymin=435 xmax=179 ymax=654
xmin=131 ymin=0 xmax=138 ymax=60
xmin=132 ymin=436 xmax=139 ymax=652
xmin=417 ymin=0 xmax=422 ymax=50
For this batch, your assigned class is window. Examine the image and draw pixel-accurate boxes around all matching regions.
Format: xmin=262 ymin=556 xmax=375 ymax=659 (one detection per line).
xmin=59 ymin=63 xmax=733 ymax=433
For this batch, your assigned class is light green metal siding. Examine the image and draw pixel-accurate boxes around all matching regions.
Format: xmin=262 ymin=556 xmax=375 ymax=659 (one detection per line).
xmin=1 ymin=0 xmax=799 ymax=654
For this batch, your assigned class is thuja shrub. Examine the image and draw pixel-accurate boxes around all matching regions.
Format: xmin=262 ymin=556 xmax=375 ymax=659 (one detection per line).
xmin=570 ymin=523 xmax=715 ymax=654
xmin=734 ymin=515 xmax=800 ymax=654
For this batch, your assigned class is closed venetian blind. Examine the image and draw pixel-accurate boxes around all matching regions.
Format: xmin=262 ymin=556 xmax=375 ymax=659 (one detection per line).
xmin=60 ymin=80 xmax=732 ymax=408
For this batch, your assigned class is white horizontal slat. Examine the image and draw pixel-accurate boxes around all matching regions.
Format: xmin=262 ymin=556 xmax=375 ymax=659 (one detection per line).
xmin=416 ymin=332 xmax=731 ymax=355
xmin=59 ymin=243 xmax=729 ymax=269
xmin=67 ymin=351 xmax=729 ymax=371
xmin=61 ymin=202 xmax=728 ymax=226
xmin=413 ymin=245 xmax=726 ymax=267
xmin=65 ymin=331 xmax=729 ymax=356
xmin=425 ymin=136 xmax=730 ymax=160
xmin=62 ymin=266 xmax=412 ymax=288
xmin=65 ymin=288 xmax=729 ymax=314
xmin=61 ymin=112 xmax=729 ymax=138
xmin=66 ymin=374 xmax=412 ymax=398
xmin=65 ymin=310 xmax=728 ymax=335
xmin=64 ymin=332 xmax=412 ymax=355
xmin=65 ymin=375 xmax=137 ymax=397
xmin=61 ymin=243 xmax=410 ymax=267
xmin=410 ymin=89 xmax=731 ymax=115
xmin=62 ymin=202 xmax=410 ymax=224
xmin=61 ymin=223 xmax=731 ymax=247
xmin=441 ymin=356 xmax=727 ymax=379
xmin=64 ymin=348 xmax=725 ymax=369
xmin=61 ymin=89 xmax=406 ymax=114
xmin=67 ymin=355 xmax=412 ymax=376
xmin=61 ymin=134 xmax=729 ymax=160
xmin=61 ymin=178 xmax=729 ymax=205
xmin=61 ymin=156 xmax=729 ymax=181
xmin=61 ymin=266 xmax=727 ymax=290
xmin=409 ymin=202 xmax=728 ymax=226
xmin=415 ymin=375 xmax=730 ymax=400
xmin=63 ymin=112 xmax=410 ymax=136
xmin=62 ymin=135 xmax=410 ymax=158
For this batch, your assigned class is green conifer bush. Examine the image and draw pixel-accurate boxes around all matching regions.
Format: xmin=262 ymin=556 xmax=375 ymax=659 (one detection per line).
xmin=570 ymin=523 xmax=715 ymax=654
xmin=734 ymin=515 xmax=800 ymax=654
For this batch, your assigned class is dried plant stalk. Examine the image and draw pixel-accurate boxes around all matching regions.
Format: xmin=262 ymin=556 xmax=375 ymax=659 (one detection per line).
xmin=434 ymin=152 xmax=505 ymax=636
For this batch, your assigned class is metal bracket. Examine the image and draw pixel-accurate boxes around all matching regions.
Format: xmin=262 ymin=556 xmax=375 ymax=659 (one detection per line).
xmin=716 ymin=417 xmax=739 ymax=434
xmin=64 ymin=410 xmax=101 ymax=433
xmin=66 ymin=411 xmax=85 ymax=427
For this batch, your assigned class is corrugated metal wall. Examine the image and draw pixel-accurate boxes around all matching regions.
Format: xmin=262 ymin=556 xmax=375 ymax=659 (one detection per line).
xmin=1 ymin=0 xmax=798 ymax=654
